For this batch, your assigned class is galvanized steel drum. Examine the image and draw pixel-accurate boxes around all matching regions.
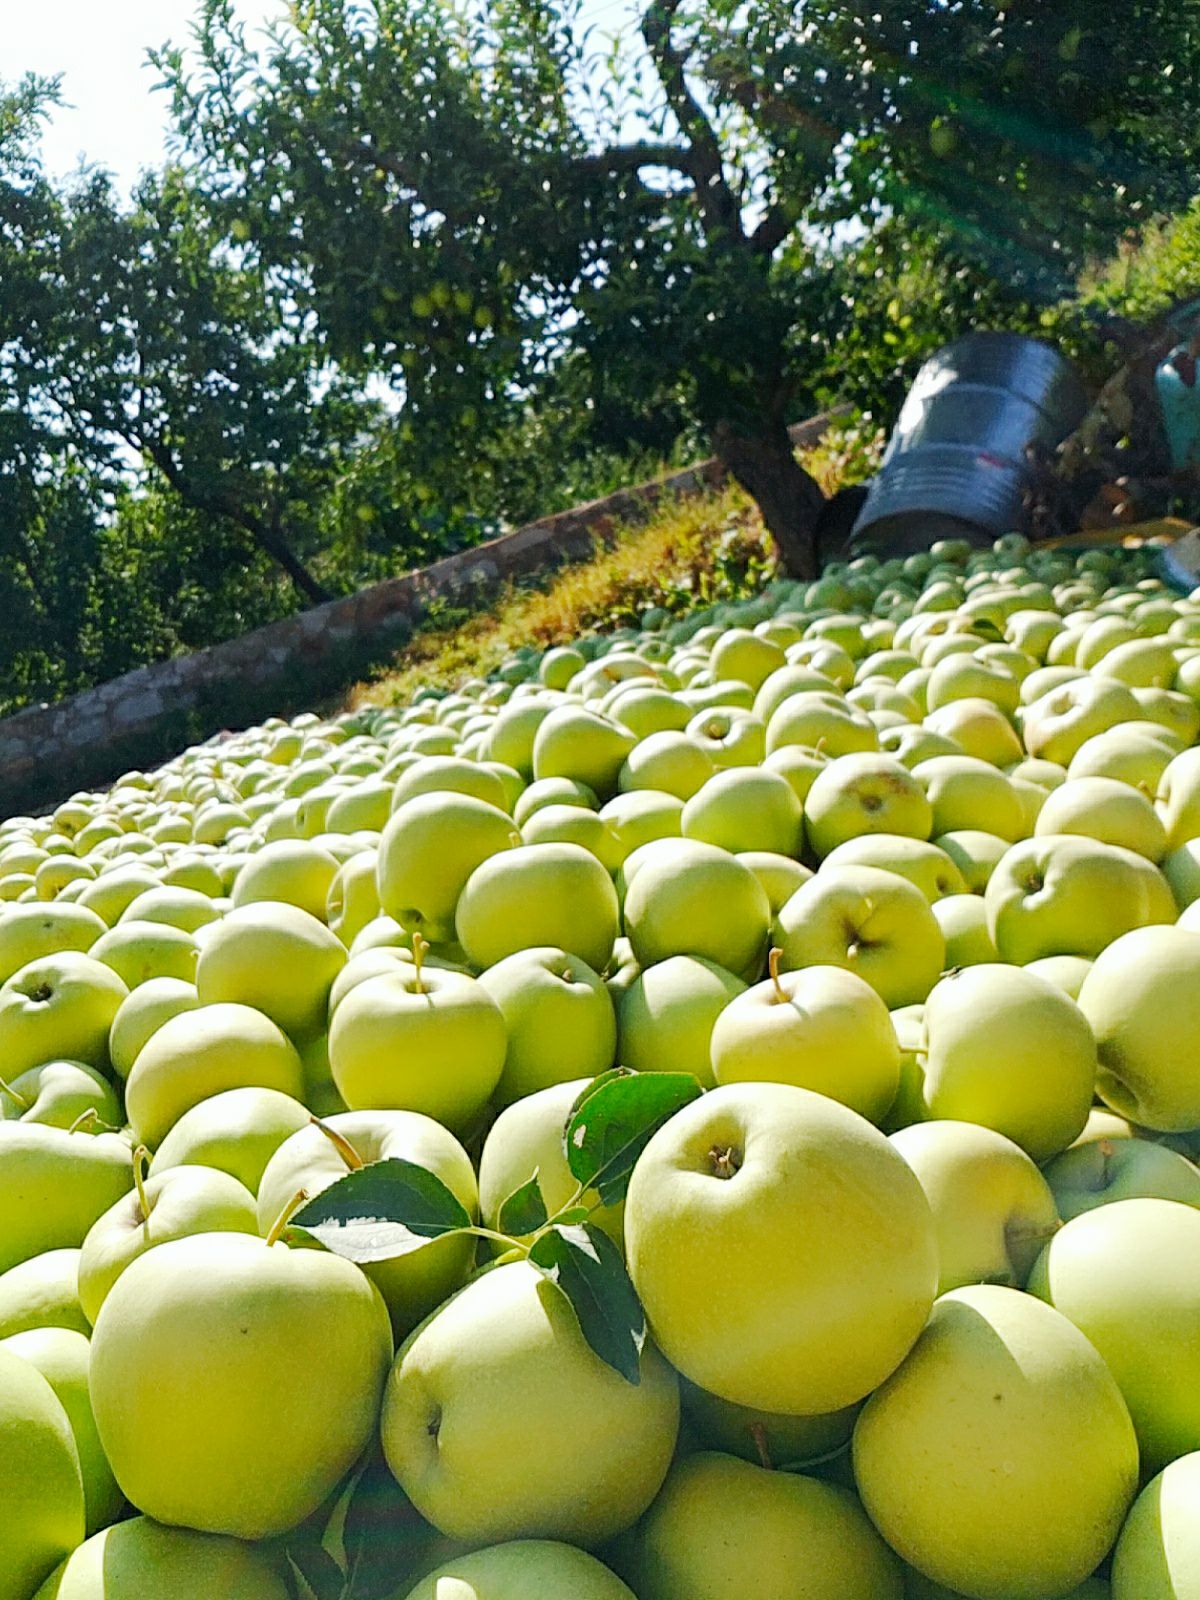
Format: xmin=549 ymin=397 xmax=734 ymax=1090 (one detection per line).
xmin=851 ymin=333 xmax=1088 ymax=554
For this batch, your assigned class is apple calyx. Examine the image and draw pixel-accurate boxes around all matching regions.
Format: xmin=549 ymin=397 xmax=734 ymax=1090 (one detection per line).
xmin=132 ymin=1145 xmax=153 ymax=1230
xmin=266 ymin=1186 xmax=310 ymax=1247
xmin=0 ymin=1072 xmax=29 ymax=1111
xmin=708 ymin=1143 xmax=743 ymax=1180
xmin=310 ymin=1115 xmax=365 ymax=1172
xmin=768 ymin=947 xmax=787 ymax=1004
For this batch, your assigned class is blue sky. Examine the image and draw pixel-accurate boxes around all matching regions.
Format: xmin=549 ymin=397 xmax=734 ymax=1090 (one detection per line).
xmin=8 ymin=0 xmax=635 ymax=192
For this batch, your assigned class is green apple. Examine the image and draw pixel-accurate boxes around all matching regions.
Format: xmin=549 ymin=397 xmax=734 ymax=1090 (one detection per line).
xmin=540 ymin=645 xmax=587 ymax=688
xmin=478 ymin=1078 xmax=624 ymax=1249
xmin=196 ymin=902 xmax=346 ymax=1043
xmin=1111 ymin=1452 xmax=1200 ymax=1600
xmin=932 ymin=893 xmax=1000 ymax=966
xmin=30 ymin=1515 xmax=290 ymax=1599
xmin=324 ymin=780 xmax=393 ymax=834
xmin=1022 ymin=953 xmax=1093 ymax=999
xmin=685 ymin=707 xmax=766 ymax=769
xmin=0 ymin=953 xmax=128 ymax=1078
xmin=107 ymin=977 xmax=201 ymax=1080
xmin=1068 ymin=727 xmax=1175 ymax=790
xmin=120 ymin=885 xmax=221 ymax=933
xmin=761 ymin=742 xmax=832 ymax=804
xmin=918 ymin=965 xmax=1094 ymax=1161
xmin=617 ymin=731 xmax=716 ymax=801
xmin=377 ymin=794 xmax=517 ymax=945
xmin=678 ymin=1376 xmax=858 ymax=1469
xmin=821 ymin=836 xmax=968 ymax=901
xmin=88 ymin=920 xmax=199 ymax=989
xmin=77 ymin=867 xmax=162 ymax=928
xmin=853 ymin=1284 xmax=1137 ymax=1600
xmin=912 ymin=756 xmax=1026 ymax=842
xmin=148 ymin=1085 xmax=311 ymax=1194
xmin=532 ymin=706 xmax=636 ymax=800
xmin=776 ymin=865 xmax=945 ymax=1009
xmin=627 ymin=1451 xmax=902 ymax=1600
xmin=1162 ymin=837 xmax=1200 ymax=908
xmin=804 ymin=754 xmax=932 ymax=858
xmin=399 ymin=1541 xmax=636 ymax=1600
xmin=752 ymin=665 xmax=842 ymax=724
xmin=0 ymin=1126 xmax=132 ymax=1273
xmin=0 ymin=904 xmax=107 ymax=987
xmin=456 ymin=843 xmax=620 ymax=973
xmin=326 ymin=849 xmax=382 ymax=946
xmin=923 ymin=697 xmax=1024 ymax=767
xmin=1 ymin=1327 xmax=120 ymax=1536
xmin=1077 ymin=926 xmax=1200 ymax=1130
xmin=617 ymin=955 xmax=745 ymax=1086
xmin=484 ymin=699 xmax=555 ymax=779
xmin=625 ymin=1082 xmax=936 ymax=1413
xmin=681 ymin=768 xmax=804 ymax=856
xmin=889 ymin=1121 xmax=1060 ymax=1292
xmin=597 ymin=791 xmax=683 ymax=856
xmin=711 ymin=627 xmax=787 ymax=688
xmin=229 ymin=839 xmax=340 ymax=920
xmin=1028 ymin=1197 xmax=1200 ymax=1475
xmin=124 ymin=1003 xmax=304 ymax=1149
xmin=382 ymin=1259 xmax=678 ymax=1546
xmin=78 ymin=1163 xmax=258 ymax=1325
xmin=1023 ymin=676 xmax=1142 ymax=766
xmin=711 ymin=961 xmax=900 ymax=1123
xmin=736 ymin=851 xmax=812 ymax=913
xmin=927 ymin=655 xmax=1021 ymax=714
xmin=512 ymin=776 xmax=598 ymax=827
xmin=479 ymin=947 xmax=615 ymax=1104
xmin=521 ymin=804 xmax=624 ymax=872
xmin=329 ymin=947 xmax=422 ymax=1013
xmin=931 ymin=829 xmax=1009 ymax=892
xmin=765 ymin=692 xmax=879 ymax=758
xmin=256 ymin=1109 xmax=478 ymax=1338
xmin=0 ymin=1249 xmax=88 ymax=1337
xmin=986 ymin=836 xmax=1172 ymax=964
xmin=0 ymin=1061 xmax=119 ymax=1130
xmin=622 ymin=840 xmax=770 ymax=980
xmin=1035 ymin=776 xmax=1167 ymax=860
xmin=90 ymin=1231 xmax=393 ymax=1539
xmin=329 ymin=965 xmax=505 ymax=1132
xmin=1043 ymin=1137 xmax=1200 ymax=1221
xmin=0 ymin=1344 xmax=85 ymax=1600
xmin=1157 ymin=747 xmax=1200 ymax=852
xmin=392 ymin=754 xmax=510 ymax=812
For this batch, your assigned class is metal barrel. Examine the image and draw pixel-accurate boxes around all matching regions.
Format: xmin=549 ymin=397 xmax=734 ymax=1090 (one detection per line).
xmin=851 ymin=332 xmax=1089 ymax=554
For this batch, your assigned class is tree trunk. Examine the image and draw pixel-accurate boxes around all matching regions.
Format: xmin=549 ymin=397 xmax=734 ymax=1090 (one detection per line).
xmin=711 ymin=419 xmax=826 ymax=580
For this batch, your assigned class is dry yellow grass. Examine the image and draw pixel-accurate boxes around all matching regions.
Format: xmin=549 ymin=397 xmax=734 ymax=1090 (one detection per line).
xmin=349 ymin=482 xmax=771 ymax=709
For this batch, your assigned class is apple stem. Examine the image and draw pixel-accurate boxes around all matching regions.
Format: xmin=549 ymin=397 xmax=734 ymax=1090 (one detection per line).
xmin=132 ymin=1146 xmax=152 ymax=1229
xmin=0 ymin=1072 xmax=29 ymax=1111
xmin=412 ymin=931 xmax=428 ymax=996
xmin=310 ymin=1115 xmax=365 ymax=1171
xmin=768 ymin=947 xmax=787 ymax=1003
xmin=751 ymin=1422 xmax=773 ymax=1471
xmin=266 ymin=1187 xmax=310 ymax=1247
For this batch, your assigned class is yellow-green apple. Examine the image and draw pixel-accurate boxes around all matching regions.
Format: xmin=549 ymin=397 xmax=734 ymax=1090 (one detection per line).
xmin=678 ymin=1375 xmax=858 ymax=1469
xmin=107 ymin=977 xmax=200 ymax=1080
xmin=90 ymin=1231 xmax=392 ymax=1538
xmin=2 ymin=1325 xmax=120 ymax=1537
xmin=196 ymin=902 xmax=345 ymax=1042
xmin=532 ymin=706 xmax=636 ymax=799
xmin=711 ymin=962 xmax=900 ymax=1123
xmin=0 ymin=1061 xmax=119 ymax=1130
xmin=77 ymin=867 xmax=161 ymax=927
xmin=1068 ymin=727 xmax=1175 ymax=790
xmin=456 ymin=843 xmax=620 ymax=973
xmin=711 ymin=628 xmax=787 ymax=688
xmin=931 ymin=829 xmax=1009 ymax=892
xmin=0 ymin=1126 xmax=132 ymax=1273
xmin=0 ymin=953 xmax=128 ymax=1077
xmin=603 ymin=685 xmax=687 ymax=739
xmin=1077 ymin=925 xmax=1200 ymax=1129
xmin=0 ymin=1344 xmax=85 ymax=1600
xmin=1133 ymin=685 xmax=1200 ymax=745
xmin=381 ymin=1259 xmax=678 ymax=1546
xmin=1035 ymin=776 xmax=1167 ymax=860
xmin=853 ymin=1284 xmax=1137 ymax=1599
xmin=377 ymin=793 xmax=516 ymax=945
xmin=597 ymin=791 xmax=683 ymax=856
xmin=764 ymin=692 xmax=878 ymax=758
xmin=1162 ymin=838 xmax=1200 ymax=908
xmin=1157 ymin=747 xmax=1200 ymax=852
xmin=803 ymin=754 xmax=932 ymax=858
xmin=521 ymin=804 xmax=624 ymax=873
xmin=736 ymin=851 xmax=811 ymax=914
xmin=911 ymin=756 xmax=1026 ymax=841
xmin=0 ymin=1249 xmax=87 ymax=1337
xmin=1111 ymin=1452 xmax=1200 ymax=1600
xmin=147 ymin=1086 xmax=311 ymax=1195
xmin=1022 ymin=677 xmax=1141 ymax=765
xmin=256 ymin=1109 xmax=477 ymax=1338
xmin=761 ymin=742 xmax=832 ymax=804
xmin=120 ymin=885 xmax=221 ymax=933
xmin=926 ymin=655 xmax=1021 ymax=714
xmin=681 ymin=769 xmax=803 ymax=856
xmin=752 ymin=665 xmax=841 ymax=724
xmin=124 ymin=1003 xmax=303 ymax=1149
xmin=627 ymin=1451 xmax=902 ymax=1600
xmin=324 ymin=780 xmax=393 ymax=834
xmin=1023 ymin=953 xmax=1093 ymax=998
xmin=617 ymin=732 xmax=716 ymax=800
xmin=1043 ymin=1137 xmax=1200 ymax=1221
xmin=484 ymin=699 xmax=555 ymax=778
xmin=624 ymin=1082 xmax=937 ymax=1414
xmin=821 ymin=836 xmax=967 ymax=901
xmin=78 ymin=1164 xmax=258 ymax=1325
xmin=0 ymin=904 xmax=107 ymax=986
xmin=391 ymin=754 xmax=510 ymax=812
xmin=923 ymin=697 xmax=1023 ymax=767
xmin=879 ymin=725 xmax=961 ymax=768
xmin=889 ymin=1121 xmax=1060 ymax=1292
xmin=622 ymin=840 xmax=770 ymax=980
xmin=30 ymin=1515 xmax=291 ymax=1600
xmin=685 ymin=707 xmax=765 ymax=769
xmin=328 ymin=966 xmax=505 ymax=1132
xmin=399 ymin=1541 xmax=636 ymax=1600
xmin=932 ymin=894 xmax=1000 ymax=966
xmin=478 ymin=947 xmax=615 ymax=1104
xmin=88 ymin=920 xmax=198 ymax=989
xmin=477 ymin=1079 xmax=624 ymax=1249
xmin=1028 ymin=1197 xmax=1200 ymax=1475
xmin=616 ymin=955 xmax=745 ymax=1086
xmin=228 ymin=839 xmax=340 ymax=920
xmin=328 ymin=947 xmax=419 ymax=1013
xmin=325 ymin=850 xmax=381 ymax=946
xmin=512 ymin=777 xmax=597 ymax=827
xmin=918 ymin=965 xmax=1094 ymax=1160
xmin=776 ymin=865 xmax=945 ymax=1009
xmin=986 ymin=836 xmax=1172 ymax=964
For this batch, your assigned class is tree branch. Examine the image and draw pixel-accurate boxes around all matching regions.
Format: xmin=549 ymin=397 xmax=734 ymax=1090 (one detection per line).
xmin=575 ymin=142 xmax=699 ymax=179
xmin=751 ymin=195 xmax=802 ymax=255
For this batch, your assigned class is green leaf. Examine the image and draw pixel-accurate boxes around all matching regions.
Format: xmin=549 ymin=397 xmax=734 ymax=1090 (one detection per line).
xmin=495 ymin=1171 xmax=548 ymax=1236
xmin=343 ymin=1450 xmax=446 ymax=1600
xmin=564 ymin=1070 xmax=703 ymax=1206
xmin=289 ymin=1158 xmax=472 ymax=1264
xmin=529 ymin=1222 xmax=646 ymax=1384
xmin=285 ymin=1539 xmax=346 ymax=1600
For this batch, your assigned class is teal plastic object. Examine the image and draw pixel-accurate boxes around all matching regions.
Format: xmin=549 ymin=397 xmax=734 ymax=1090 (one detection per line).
xmin=1156 ymin=300 xmax=1200 ymax=471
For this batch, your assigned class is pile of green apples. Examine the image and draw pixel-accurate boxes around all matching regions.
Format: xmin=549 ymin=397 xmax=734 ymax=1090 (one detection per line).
xmin=6 ymin=529 xmax=1200 ymax=1600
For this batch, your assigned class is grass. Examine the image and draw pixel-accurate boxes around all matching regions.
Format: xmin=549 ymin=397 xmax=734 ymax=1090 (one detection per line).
xmin=348 ymin=481 xmax=774 ymax=710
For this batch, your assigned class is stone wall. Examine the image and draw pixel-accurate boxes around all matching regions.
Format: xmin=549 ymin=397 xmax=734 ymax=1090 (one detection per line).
xmin=0 ymin=415 xmax=833 ymax=815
